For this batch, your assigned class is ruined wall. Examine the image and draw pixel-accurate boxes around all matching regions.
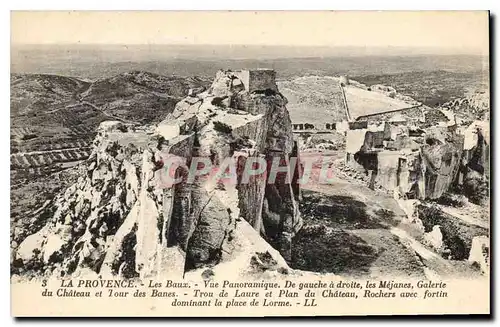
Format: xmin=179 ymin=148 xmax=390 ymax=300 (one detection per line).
xmin=249 ymin=69 xmax=278 ymax=93
xmin=356 ymin=106 xmax=424 ymax=123
xmin=345 ymin=118 xmax=463 ymax=200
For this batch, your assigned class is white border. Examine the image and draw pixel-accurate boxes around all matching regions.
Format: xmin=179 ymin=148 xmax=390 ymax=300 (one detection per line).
xmin=4 ymin=1 xmax=497 ymax=11
xmin=2 ymin=1 xmax=498 ymax=326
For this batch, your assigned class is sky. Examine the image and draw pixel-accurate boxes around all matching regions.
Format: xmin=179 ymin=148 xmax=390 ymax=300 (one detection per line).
xmin=11 ymin=11 xmax=489 ymax=54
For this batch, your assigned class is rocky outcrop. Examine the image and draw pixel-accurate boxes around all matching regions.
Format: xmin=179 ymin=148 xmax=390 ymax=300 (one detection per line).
xmin=441 ymin=91 xmax=489 ymax=121
xmin=12 ymin=70 xmax=302 ymax=279
xmin=417 ymin=203 xmax=488 ymax=261
xmin=345 ymin=116 xmax=464 ymax=201
xmin=163 ymin=69 xmax=302 ymax=264
xmin=422 ymin=125 xmax=464 ymax=199
xmin=457 ymin=120 xmax=490 ymax=205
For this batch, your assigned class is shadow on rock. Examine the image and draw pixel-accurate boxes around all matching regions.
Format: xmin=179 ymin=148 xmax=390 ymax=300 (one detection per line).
xmin=290 ymin=225 xmax=380 ymax=275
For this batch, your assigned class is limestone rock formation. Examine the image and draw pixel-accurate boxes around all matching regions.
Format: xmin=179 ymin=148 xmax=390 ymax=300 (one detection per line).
xmin=421 ymin=125 xmax=464 ymax=199
xmin=441 ymin=91 xmax=489 ymax=121
xmin=417 ymin=203 xmax=488 ymax=261
xmin=345 ymin=110 xmax=464 ymax=201
xmin=12 ymin=69 xmax=303 ymax=279
xmin=458 ymin=120 xmax=490 ymax=205
xmin=423 ymin=225 xmax=444 ymax=252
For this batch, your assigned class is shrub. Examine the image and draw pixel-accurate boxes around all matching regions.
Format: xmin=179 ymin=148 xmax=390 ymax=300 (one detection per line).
xmin=211 ymin=96 xmax=228 ymax=108
xmin=116 ymin=124 xmax=128 ymax=133
xmin=213 ymin=121 xmax=232 ymax=134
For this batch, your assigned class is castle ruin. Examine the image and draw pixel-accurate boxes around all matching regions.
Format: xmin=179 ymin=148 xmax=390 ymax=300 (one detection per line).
xmin=232 ymin=69 xmax=278 ymax=93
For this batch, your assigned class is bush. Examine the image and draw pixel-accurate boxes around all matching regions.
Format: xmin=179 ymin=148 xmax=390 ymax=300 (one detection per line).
xmin=213 ymin=121 xmax=232 ymax=134
xmin=463 ymin=170 xmax=489 ymax=205
xmin=435 ymin=193 xmax=466 ymax=207
xmin=116 ymin=124 xmax=128 ymax=133
xmin=211 ymin=96 xmax=228 ymax=108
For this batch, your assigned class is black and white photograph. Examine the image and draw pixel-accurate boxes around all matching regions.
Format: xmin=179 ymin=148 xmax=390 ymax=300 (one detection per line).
xmin=9 ymin=10 xmax=491 ymax=316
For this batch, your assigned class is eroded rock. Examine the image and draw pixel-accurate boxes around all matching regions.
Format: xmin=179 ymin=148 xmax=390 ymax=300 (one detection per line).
xmin=345 ymin=113 xmax=464 ymax=200
xmin=468 ymin=236 xmax=489 ymax=274
xmin=14 ymin=69 xmax=302 ymax=279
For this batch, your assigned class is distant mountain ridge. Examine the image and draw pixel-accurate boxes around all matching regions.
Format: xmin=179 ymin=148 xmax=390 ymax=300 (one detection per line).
xmin=11 ymin=44 xmax=487 ymax=80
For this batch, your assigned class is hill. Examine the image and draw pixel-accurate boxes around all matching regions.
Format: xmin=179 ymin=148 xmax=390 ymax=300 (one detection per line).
xmin=10 ymin=71 xmax=211 ymax=234
xmin=81 ymin=71 xmax=209 ymax=123
xmin=10 ymin=73 xmax=90 ymax=116
xmin=11 ymin=71 xmax=211 ymax=158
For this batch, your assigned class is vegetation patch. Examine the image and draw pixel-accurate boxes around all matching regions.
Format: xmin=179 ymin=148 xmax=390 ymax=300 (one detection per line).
xmin=213 ymin=121 xmax=233 ymax=134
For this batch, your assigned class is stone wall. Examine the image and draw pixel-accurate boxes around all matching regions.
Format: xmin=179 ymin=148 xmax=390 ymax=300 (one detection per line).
xmin=356 ymin=106 xmax=424 ymax=123
xmin=345 ymin=118 xmax=463 ymax=200
xmin=232 ymin=69 xmax=278 ymax=93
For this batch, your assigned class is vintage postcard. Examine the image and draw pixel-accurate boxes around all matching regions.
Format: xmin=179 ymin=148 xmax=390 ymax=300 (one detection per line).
xmin=10 ymin=11 xmax=490 ymax=317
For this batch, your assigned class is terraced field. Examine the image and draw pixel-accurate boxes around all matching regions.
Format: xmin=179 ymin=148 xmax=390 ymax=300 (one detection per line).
xmin=10 ymin=71 xmax=211 ymax=176
xmin=10 ymin=71 xmax=211 ymax=236
xmin=10 ymin=147 xmax=92 ymax=169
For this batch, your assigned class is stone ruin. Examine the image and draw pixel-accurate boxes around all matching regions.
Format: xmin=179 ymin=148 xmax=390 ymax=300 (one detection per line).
xmin=345 ymin=107 xmax=464 ymax=200
xmin=231 ymin=69 xmax=278 ymax=94
xmin=13 ymin=69 xmax=303 ymax=280
xmin=344 ymin=106 xmax=489 ymax=270
xmin=345 ymin=104 xmax=490 ymax=204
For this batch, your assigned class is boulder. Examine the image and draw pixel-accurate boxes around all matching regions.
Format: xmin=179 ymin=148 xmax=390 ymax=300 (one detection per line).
xmin=16 ymin=230 xmax=45 ymax=264
xmin=423 ymin=225 xmax=444 ymax=252
xmin=468 ymin=236 xmax=489 ymax=274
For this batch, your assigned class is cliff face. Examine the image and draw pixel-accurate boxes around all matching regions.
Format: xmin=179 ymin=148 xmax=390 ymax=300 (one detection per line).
xmin=458 ymin=120 xmax=490 ymax=206
xmin=346 ymin=118 xmax=464 ymax=201
xmin=13 ymin=70 xmax=302 ymax=279
xmin=442 ymin=91 xmax=489 ymax=121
